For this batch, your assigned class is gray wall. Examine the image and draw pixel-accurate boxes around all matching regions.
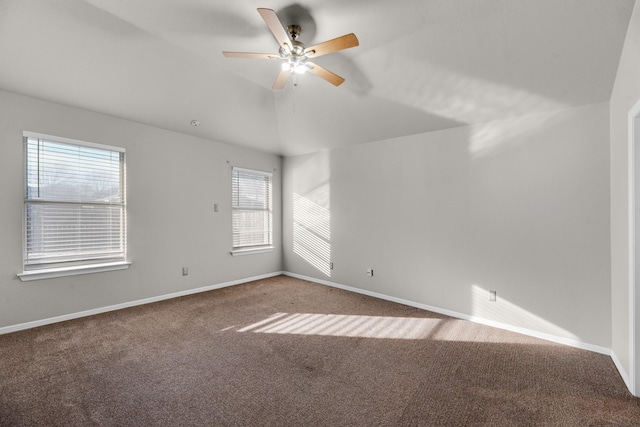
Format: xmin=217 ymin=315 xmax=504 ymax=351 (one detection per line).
xmin=284 ymin=102 xmax=611 ymax=349
xmin=0 ymin=90 xmax=281 ymax=329
xmin=610 ymin=1 xmax=640 ymax=393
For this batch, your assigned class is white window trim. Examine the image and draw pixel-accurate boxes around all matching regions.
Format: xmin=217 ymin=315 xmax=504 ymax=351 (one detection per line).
xmin=20 ymin=131 xmax=129 ymax=279
xmin=23 ymin=131 xmax=125 ymax=153
xmin=231 ymin=166 xmax=273 ymax=253
xmin=232 ymin=166 xmax=272 ymax=178
xmin=230 ymin=246 xmax=275 ymax=256
xmin=17 ymin=261 xmax=131 ymax=282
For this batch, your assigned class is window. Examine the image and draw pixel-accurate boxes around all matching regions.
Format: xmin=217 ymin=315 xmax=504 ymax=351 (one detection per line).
xmin=19 ymin=132 xmax=128 ymax=280
xmin=231 ymin=167 xmax=273 ymax=255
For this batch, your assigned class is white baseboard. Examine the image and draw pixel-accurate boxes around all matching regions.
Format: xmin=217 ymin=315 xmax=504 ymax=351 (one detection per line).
xmin=5 ymin=270 xmax=633 ymax=395
xmin=283 ymin=271 xmax=612 ymax=356
xmin=611 ymin=350 xmax=633 ymax=394
xmin=1 ymin=270 xmax=621 ymax=373
xmin=0 ymin=271 xmax=284 ymax=336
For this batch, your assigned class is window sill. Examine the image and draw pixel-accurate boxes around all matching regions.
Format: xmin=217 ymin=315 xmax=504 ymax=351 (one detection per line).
xmin=18 ymin=261 xmax=131 ymax=282
xmin=230 ymin=246 xmax=274 ymax=256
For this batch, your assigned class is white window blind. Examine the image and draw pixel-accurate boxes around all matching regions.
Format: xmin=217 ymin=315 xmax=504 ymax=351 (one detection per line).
xmin=232 ymin=167 xmax=272 ymax=250
xmin=23 ymin=133 xmax=126 ymax=270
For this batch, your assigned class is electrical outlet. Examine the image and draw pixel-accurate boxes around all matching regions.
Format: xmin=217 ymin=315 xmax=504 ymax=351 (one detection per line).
xmin=182 ymin=267 xmax=189 ymax=276
xmin=489 ymin=290 xmax=497 ymax=302
xmin=214 ymin=203 xmax=219 ymax=213
xmin=330 ymin=262 xmax=334 ymax=270
xmin=367 ymin=268 xmax=373 ymax=277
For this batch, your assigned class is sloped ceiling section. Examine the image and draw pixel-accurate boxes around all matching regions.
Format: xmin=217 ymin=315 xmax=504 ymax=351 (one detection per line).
xmin=0 ymin=0 xmax=634 ymax=156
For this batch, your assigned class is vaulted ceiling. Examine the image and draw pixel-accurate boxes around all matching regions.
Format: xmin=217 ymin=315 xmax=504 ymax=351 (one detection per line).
xmin=0 ymin=0 xmax=635 ymax=156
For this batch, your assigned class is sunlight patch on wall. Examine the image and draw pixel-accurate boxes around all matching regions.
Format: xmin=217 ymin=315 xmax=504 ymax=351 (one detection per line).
xmin=291 ymin=152 xmax=332 ymax=276
xmin=293 ymin=193 xmax=330 ymax=240
xmin=293 ymin=193 xmax=331 ymax=276
xmin=470 ymin=283 xmax=578 ymax=341
xmin=238 ymin=312 xmax=442 ymax=340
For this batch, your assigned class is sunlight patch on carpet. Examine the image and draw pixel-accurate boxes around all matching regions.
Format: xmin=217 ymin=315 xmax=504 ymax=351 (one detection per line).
xmin=238 ymin=313 xmax=442 ymax=339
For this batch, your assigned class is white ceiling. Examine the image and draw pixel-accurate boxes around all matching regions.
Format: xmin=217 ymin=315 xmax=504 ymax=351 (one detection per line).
xmin=0 ymin=0 xmax=635 ymax=156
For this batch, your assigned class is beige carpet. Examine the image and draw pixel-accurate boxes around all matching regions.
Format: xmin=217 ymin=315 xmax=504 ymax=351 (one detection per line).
xmin=1 ymin=275 xmax=639 ymax=426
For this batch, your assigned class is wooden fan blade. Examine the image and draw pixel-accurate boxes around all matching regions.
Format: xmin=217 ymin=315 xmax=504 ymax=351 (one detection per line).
xmin=257 ymin=8 xmax=291 ymax=49
xmin=222 ymin=51 xmax=279 ymax=59
xmin=307 ymin=62 xmax=345 ymax=86
xmin=305 ymin=33 xmax=359 ymax=58
xmin=273 ymin=68 xmax=291 ymax=90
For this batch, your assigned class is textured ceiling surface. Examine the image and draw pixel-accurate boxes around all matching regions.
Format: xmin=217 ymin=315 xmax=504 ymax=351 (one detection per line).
xmin=0 ymin=0 xmax=635 ymax=156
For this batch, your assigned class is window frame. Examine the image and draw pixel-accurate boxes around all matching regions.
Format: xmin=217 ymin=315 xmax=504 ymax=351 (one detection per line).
xmin=231 ymin=166 xmax=274 ymax=256
xmin=18 ymin=131 xmax=130 ymax=281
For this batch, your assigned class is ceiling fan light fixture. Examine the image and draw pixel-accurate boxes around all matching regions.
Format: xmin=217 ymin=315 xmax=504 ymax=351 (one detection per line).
xmin=283 ymin=57 xmax=310 ymax=74
xmin=297 ymin=63 xmax=314 ymax=74
xmin=293 ymin=60 xmax=309 ymax=74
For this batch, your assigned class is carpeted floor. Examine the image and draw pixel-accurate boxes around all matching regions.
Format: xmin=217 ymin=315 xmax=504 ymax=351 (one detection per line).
xmin=1 ymin=275 xmax=639 ymax=426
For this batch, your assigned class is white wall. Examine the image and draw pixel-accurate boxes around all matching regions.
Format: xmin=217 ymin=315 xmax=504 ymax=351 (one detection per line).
xmin=0 ymin=90 xmax=281 ymax=329
xmin=284 ymin=102 xmax=611 ymax=349
xmin=610 ymin=1 xmax=640 ymax=394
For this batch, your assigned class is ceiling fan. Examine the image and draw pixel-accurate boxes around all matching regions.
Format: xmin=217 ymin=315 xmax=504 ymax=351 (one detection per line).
xmin=222 ymin=8 xmax=359 ymax=89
